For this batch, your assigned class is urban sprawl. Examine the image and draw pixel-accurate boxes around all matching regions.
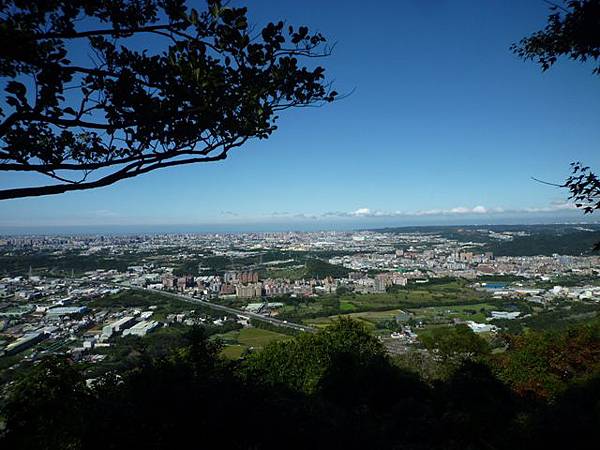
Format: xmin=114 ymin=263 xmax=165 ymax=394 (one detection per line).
xmin=1 ymin=229 xmax=599 ymax=368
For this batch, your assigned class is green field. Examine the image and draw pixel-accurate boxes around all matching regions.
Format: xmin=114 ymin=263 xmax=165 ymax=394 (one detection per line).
xmin=218 ymin=327 xmax=292 ymax=359
xmin=221 ymin=345 xmax=245 ymax=359
xmin=408 ymin=303 xmax=497 ymax=323
xmin=306 ymin=309 xmax=406 ymax=328
xmin=236 ymin=328 xmax=291 ymax=347
xmin=306 ymin=303 xmax=496 ymax=329
xmin=341 ymin=280 xmax=488 ymax=310
xmin=278 ymin=280 xmax=491 ymax=323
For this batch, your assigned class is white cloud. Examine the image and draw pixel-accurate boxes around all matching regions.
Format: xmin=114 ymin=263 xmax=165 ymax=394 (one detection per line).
xmin=521 ymin=201 xmax=576 ymax=213
xmin=200 ymin=201 xmax=584 ymax=225
xmin=92 ymin=209 xmax=119 ymax=217
xmin=449 ymin=207 xmax=470 ymax=214
xmin=319 ymin=201 xmax=579 ymax=220
xmin=352 ymin=208 xmax=371 ymax=216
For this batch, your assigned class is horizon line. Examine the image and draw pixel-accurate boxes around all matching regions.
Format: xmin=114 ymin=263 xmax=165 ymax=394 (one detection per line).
xmin=1 ymin=221 xmax=599 ymax=237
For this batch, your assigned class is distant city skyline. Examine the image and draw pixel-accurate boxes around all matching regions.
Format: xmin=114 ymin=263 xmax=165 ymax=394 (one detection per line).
xmin=0 ymin=211 xmax=597 ymax=235
xmin=1 ymin=0 xmax=599 ymax=229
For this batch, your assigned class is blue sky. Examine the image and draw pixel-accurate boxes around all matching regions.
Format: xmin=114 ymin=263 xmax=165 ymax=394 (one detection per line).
xmin=1 ymin=0 xmax=600 ymax=231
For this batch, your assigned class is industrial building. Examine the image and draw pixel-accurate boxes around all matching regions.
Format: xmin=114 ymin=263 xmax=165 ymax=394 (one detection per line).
xmin=46 ymin=306 xmax=88 ymax=317
xmin=122 ymin=320 xmax=160 ymax=337
xmin=4 ymin=331 xmax=47 ymax=355
xmin=102 ymin=316 xmax=136 ymax=337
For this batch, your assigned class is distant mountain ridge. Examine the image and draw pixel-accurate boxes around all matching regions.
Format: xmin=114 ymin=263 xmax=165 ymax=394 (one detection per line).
xmin=368 ymin=224 xmax=600 ymax=256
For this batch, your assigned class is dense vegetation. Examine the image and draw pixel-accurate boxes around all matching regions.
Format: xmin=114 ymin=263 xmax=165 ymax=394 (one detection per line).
xmin=303 ymin=258 xmax=352 ymax=279
xmin=483 ymin=230 xmax=600 ymax=256
xmin=1 ymin=318 xmax=599 ymax=449
xmin=0 ymin=250 xmax=141 ymax=276
xmin=372 ymin=224 xmax=600 ymax=256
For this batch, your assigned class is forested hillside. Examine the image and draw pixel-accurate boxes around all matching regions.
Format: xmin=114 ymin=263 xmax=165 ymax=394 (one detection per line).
xmin=2 ymin=318 xmax=599 ymax=450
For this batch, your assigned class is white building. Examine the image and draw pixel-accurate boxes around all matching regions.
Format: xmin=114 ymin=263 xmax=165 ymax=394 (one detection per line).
xmin=122 ymin=320 xmax=160 ymax=337
xmin=102 ymin=316 xmax=136 ymax=337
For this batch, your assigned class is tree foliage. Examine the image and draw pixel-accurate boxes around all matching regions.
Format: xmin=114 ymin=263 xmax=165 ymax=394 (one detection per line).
xmin=2 ymin=357 xmax=90 ymax=450
xmin=1 ymin=319 xmax=600 ymax=449
xmin=563 ymin=163 xmax=600 ymax=248
xmin=0 ymin=0 xmax=336 ymax=199
xmin=513 ymin=1 xmax=600 ymax=225
xmin=494 ymin=322 xmax=600 ymax=398
xmin=420 ymin=324 xmax=491 ymax=364
xmin=245 ymin=317 xmax=390 ymax=394
xmin=511 ymin=0 xmax=600 ymax=76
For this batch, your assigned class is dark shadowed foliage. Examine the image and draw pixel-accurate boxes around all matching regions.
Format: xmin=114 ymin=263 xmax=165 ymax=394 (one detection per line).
xmin=2 ymin=319 xmax=600 ymax=449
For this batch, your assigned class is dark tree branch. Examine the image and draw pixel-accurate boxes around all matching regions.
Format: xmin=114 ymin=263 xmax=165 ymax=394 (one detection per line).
xmin=0 ymin=1 xmax=336 ymax=199
xmin=34 ymin=23 xmax=186 ymax=40
xmin=0 ymin=143 xmax=221 ymax=171
xmin=0 ymin=136 xmax=248 ymax=199
xmin=531 ymin=176 xmax=564 ymax=187
xmin=0 ymin=151 xmax=229 ymax=200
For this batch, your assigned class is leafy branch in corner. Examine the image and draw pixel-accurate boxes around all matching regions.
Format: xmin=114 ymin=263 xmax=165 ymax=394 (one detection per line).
xmin=0 ymin=0 xmax=338 ymax=199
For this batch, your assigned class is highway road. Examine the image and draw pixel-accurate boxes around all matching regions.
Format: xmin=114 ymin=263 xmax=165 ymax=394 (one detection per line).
xmin=133 ymin=287 xmax=315 ymax=334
